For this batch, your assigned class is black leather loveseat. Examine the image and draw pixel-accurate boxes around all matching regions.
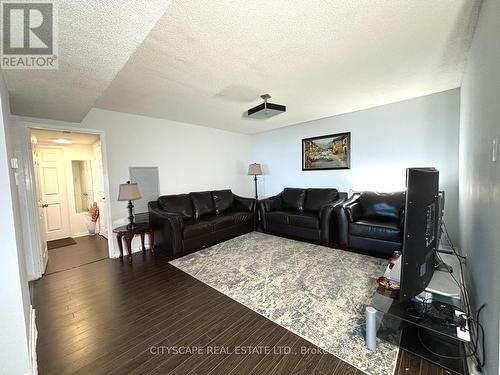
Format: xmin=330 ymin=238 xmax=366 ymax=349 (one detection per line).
xmin=149 ymin=190 xmax=256 ymax=256
xmin=259 ymin=188 xmax=347 ymax=244
xmin=336 ymin=191 xmax=405 ymax=258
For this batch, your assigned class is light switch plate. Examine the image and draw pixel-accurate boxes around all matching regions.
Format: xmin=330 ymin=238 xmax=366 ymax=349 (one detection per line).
xmin=10 ymin=157 xmax=18 ymax=169
xmin=493 ymin=137 xmax=498 ymax=162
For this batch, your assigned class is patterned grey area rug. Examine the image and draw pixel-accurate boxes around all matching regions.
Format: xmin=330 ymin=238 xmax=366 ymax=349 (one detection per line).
xmin=170 ymin=232 xmax=399 ymax=375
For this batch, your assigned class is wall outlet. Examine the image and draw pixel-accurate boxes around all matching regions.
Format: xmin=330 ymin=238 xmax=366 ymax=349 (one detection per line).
xmin=492 ymin=137 xmax=498 ymax=162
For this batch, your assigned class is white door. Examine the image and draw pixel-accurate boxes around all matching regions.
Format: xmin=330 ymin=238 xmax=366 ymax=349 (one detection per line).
xmin=93 ymin=141 xmax=108 ymax=237
xmin=38 ymin=147 xmax=71 ymax=241
xmin=32 ymin=140 xmax=48 ymax=271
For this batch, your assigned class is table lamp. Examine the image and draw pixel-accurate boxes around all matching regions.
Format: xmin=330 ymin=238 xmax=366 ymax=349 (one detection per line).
xmin=247 ymin=163 xmax=263 ymax=199
xmin=118 ymin=181 xmax=142 ymax=229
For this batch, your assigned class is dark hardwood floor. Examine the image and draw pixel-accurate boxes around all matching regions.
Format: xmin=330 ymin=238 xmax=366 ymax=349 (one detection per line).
xmin=44 ymin=235 xmax=108 ymax=275
xmin=34 ymin=245 xmax=451 ymax=375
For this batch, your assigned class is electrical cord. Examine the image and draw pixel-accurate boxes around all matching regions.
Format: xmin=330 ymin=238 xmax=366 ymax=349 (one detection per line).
xmin=439 ymin=220 xmax=486 ymax=371
xmin=441 ymin=225 xmax=472 ymax=313
xmin=435 ymin=255 xmax=460 ymax=291
xmin=439 ymin=223 xmax=470 ymax=317
xmin=441 ymin=224 xmax=470 ymax=315
xmin=417 ymin=327 xmax=479 ymax=359
xmin=442 ymin=222 xmax=467 ymax=260
xmin=472 ymin=304 xmax=486 ymax=369
xmin=404 ymin=220 xmax=486 ymax=368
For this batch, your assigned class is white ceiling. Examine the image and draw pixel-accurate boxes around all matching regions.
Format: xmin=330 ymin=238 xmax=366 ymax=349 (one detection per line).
xmin=31 ymin=129 xmax=98 ymax=145
xmin=6 ymin=0 xmax=481 ymax=134
xmin=4 ymin=0 xmax=172 ymax=121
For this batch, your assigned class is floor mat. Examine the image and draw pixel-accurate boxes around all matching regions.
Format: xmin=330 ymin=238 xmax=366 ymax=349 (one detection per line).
xmin=47 ymin=237 xmax=77 ymax=250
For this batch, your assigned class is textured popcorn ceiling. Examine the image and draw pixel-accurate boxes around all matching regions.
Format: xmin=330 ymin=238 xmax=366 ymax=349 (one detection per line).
xmin=6 ymin=0 xmax=481 ymax=133
xmin=4 ymin=0 xmax=173 ymax=122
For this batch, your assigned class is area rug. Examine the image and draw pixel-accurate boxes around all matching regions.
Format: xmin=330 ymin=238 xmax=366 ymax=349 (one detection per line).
xmin=170 ymin=232 xmax=399 ymax=375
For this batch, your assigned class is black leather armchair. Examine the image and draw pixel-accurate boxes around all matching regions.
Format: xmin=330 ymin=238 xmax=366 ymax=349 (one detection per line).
xmin=149 ymin=189 xmax=256 ymax=256
xmin=336 ymin=191 xmax=405 ymax=258
xmin=259 ymin=188 xmax=347 ymax=244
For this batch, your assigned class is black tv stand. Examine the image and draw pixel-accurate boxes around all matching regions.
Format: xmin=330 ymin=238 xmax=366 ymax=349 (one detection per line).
xmin=400 ymin=325 xmax=467 ymax=374
xmin=368 ymin=292 xmax=469 ymax=374
xmin=367 ymin=253 xmax=470 ymax=374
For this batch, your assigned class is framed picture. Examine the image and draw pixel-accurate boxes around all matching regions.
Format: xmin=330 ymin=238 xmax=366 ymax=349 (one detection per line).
xmin=302 ymin=132 xmax=351 ymax=170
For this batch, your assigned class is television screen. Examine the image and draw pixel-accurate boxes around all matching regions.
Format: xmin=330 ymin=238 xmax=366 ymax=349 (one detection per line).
xmin=399 ymin=168 xmax=440 ymax=301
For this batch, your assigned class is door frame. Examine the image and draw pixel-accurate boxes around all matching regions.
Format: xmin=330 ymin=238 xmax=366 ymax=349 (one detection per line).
xmin=15 ymin=117 xmax=115 ymax=280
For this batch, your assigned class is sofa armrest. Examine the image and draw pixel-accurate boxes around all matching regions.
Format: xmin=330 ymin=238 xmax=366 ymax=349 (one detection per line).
xmin=148 ymin=203 xmax=184 ymax=227
xmin=233 ymin=195 xmax=256 ymax=212
xmin=258 ymin=194 xmax=281 ymax=232
xmin=345 ymin=201 xmax=362 ymax=222
xmin=318 ymin=192 xmax=348 ymax=243
xmin=259 ymin=194 xmax=282 ymax=212
xmin=148 ymin=202 xmax=184 ymax=256
xmin=334 ymin=193 xmax=361 ymax=247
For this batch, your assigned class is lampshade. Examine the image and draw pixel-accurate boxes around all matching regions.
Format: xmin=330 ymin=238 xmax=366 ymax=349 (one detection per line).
xmin=247 ymin=163 xmax=263 ymax=176
xmin=118 ymin=182 xmax=141 ymax=201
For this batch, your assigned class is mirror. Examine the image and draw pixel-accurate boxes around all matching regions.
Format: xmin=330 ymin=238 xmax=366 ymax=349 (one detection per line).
xmin=72 ymin=160 xmax=94 ymax=213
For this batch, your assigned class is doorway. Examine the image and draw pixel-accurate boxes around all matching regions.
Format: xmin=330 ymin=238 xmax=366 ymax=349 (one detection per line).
xmin=30 ymin=128 xmax=110 ymax=274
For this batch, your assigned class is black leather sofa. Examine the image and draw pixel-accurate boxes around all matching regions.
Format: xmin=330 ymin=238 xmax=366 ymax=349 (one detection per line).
xmin=336 ymin=191 xmax=405 ymax=258
xmin=148 ymin=189 xmax=256 ymax=256
xmin=259 ymin=188 xmax=347 ymax=244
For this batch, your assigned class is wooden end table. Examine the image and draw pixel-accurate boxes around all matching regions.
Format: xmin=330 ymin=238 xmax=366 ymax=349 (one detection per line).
xmin=113 ymin=223 xmax=154 ymax=263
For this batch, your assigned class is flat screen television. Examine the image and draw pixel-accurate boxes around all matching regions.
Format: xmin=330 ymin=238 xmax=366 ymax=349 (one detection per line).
xmin=399 ymin=168 xmax=440 ymax=301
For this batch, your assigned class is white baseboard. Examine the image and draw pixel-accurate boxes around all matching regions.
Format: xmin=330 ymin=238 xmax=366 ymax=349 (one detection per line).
xmin=72 ymin=232 xmax=90 ymax=238
xmin=29 ymin=306 xmax=38 ymax=375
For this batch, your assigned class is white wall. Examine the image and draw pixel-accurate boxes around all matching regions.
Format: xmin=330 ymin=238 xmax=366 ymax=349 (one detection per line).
xmin=459 ymin=1 xmax=500 ymax=374
xmin=19 ymin=109 xmax=253 ymax=256
xmin=0 ymin=74 xmax=32 ymax=373
xmin=251 ymin=89 xmax=461 ymax=241
xmin=19 ymin=92 xmax=461 ymax=254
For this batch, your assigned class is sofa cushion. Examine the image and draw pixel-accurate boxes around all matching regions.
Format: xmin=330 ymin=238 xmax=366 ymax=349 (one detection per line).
xmin=158 ymin=194 xmax=193 ymax=219
xmin=349 ymin=219 xmax=401 ymax=243
xmin=282 ymin=188 xmax=306 ymax=212
xmin=228 ymin=211 xmax=254 ymax=225
xmin=266 ymin=211 xmax=290 ymax=225
xmin=304 ymin=188 xmax=338 ymax=212
xmin=289 ymin=213 xmax=320 ymax=229
xmin=212 ymin=190 xmax=234 ymax=214
xmin=202 ymin=215 xmax=235 ymax=231
xmin=359 ymin=192 xmax=405 ymax=221
xmin=183 ymin=220 xmax=213 ymax=239
xmin=190 ymin=191 xmax=216 ymax=219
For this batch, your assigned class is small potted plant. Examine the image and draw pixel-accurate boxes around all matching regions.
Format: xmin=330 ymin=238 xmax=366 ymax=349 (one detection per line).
xmin=86 ymin=202 xmax=100 ymax=236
